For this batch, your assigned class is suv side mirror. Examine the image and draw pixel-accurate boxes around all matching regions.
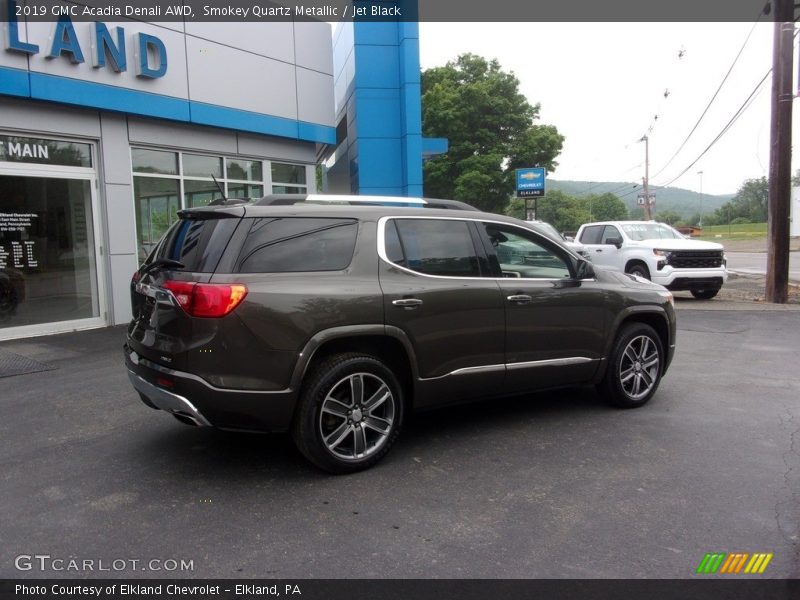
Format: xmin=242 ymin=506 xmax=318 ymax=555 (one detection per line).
xmin=605 ymin=237 xmax=623 ymax=249
xmin=576 ymin=259 xmax=595 ymax=280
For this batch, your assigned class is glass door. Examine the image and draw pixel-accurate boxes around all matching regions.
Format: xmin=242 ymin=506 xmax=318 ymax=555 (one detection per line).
xmin=0 ymin=169 xmax=105 ymax=340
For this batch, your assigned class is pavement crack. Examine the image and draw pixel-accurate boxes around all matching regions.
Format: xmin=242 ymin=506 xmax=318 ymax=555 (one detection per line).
xmin=775 ymin=404 xmax=800 ymax=577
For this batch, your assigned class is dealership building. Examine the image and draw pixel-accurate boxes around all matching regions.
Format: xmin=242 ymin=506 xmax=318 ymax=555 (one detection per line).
xmin=0 ymin=1 xmax=441 ymax=340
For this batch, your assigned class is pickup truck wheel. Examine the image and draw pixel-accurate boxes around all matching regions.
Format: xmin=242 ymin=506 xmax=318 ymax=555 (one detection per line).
xmin=626 ymin=263 xmax=650 ymax=280
xmin=691 ymin=288 xmax=720 ymax=300
xmin=292 ymin=353 xmax=404 ymax=474
xmin=600 ymin=322 xmax=663 ymax=408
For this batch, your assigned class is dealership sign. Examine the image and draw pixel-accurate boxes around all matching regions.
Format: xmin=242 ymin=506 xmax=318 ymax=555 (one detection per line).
xmin=516 ymin=167 xmax=546 ymax=198
xmin=3 ymin=0 xmax=167 ymax=78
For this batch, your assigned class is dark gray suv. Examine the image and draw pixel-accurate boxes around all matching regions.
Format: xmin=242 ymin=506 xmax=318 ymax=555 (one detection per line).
xmin=125 ymin=195 xmax=676 ymax=473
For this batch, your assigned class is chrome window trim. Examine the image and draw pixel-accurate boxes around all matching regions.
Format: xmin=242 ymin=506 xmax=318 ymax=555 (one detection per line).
xmin=419 ymin=357 xmax=598 ymax=381
xmin=377 ymin=215 xmax=593 ymax=283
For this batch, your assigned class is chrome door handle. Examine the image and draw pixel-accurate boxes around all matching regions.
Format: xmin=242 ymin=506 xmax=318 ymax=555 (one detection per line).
xmin=392 ymin=298 xmax=423 ymax=307
xmin=506 ymin=294 xmax=532 ymax=304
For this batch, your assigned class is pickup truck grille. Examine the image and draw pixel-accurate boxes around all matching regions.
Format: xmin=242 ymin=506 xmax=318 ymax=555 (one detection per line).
xmin=667 ymin=250 xmax=724 ymax=269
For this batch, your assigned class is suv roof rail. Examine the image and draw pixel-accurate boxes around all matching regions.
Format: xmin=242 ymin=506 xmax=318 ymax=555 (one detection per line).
xmin=253 ymin=194 xmax=479 ymax=211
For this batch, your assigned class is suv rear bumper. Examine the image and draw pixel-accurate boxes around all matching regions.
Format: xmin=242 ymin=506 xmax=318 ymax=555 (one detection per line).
xmin=124 ymin=344 xmax=298 ymax=432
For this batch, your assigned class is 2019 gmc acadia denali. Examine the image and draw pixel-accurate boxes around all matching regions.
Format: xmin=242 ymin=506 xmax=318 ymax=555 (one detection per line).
xmin=125 ymin=195 xmax=676 ymax=473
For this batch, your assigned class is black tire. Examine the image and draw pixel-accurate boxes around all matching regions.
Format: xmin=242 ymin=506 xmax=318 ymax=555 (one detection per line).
xmin=691 ymin=288 xmax=720 ymax=300
xmin=626 ymin=263 xmax=650 ymax=280
xmin=291 ymin=353 xmax=404 ymax=474
xmin=599 ymin=322 xmax=664 ymax=408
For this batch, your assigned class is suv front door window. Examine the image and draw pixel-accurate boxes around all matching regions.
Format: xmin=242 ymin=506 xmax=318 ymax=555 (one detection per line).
xmin=478 ymin=221 xmax=607 ymax=392
xmin=379 ymin=217 xmax=504 ymax=407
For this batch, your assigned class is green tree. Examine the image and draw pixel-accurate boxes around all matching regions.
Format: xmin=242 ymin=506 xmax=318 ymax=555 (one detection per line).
xmin=711 ymin=177 xmax=768 ymax=224
xmin=421 ymin=54 xmax=564 ymax=213
xmin=587 ymin=193 xmax=628 ymax=222
xmin=656 ymin=210 xmax=682 ymax=226
xmin=533 ymin=190 xmax=591 ymax=233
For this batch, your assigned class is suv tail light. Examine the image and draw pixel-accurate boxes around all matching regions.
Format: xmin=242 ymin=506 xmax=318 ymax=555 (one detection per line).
xmin=162 ymin=281 xmax=248 ymax=318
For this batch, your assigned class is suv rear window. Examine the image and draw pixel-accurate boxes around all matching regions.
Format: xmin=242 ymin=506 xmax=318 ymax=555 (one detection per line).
xmin=154 ymin=217 xmax=238 ymax=273
xmin=236 ymin=217 xmax=358 ymax=273
xmin=391 ymin=218 xmax=481 ymax=277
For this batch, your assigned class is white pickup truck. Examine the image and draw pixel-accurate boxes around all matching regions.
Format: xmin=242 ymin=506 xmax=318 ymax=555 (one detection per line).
xmin=575 ymin=221 xmax=727 ymax=299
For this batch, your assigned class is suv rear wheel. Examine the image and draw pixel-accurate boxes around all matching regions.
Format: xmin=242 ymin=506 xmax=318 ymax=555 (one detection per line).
xmin=292 ymin=353 xmax=404 ymax=474
xmin=599 ymin=322 xmax=663 ymax=408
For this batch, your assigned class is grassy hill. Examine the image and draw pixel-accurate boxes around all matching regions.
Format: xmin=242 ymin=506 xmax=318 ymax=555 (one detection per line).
xmin=548 ymin=180 xmax=734 ymax=219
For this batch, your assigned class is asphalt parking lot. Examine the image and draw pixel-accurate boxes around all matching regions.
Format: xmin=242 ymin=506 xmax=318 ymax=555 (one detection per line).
xmin=1 ymin=306 xmax=798 ymax=579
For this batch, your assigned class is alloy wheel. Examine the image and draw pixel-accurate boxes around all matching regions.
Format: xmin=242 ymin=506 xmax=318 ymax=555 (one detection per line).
xmin=318 ymin=372 xmax=396 ymax=461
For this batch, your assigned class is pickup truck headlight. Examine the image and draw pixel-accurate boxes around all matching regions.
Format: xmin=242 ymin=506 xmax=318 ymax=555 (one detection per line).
xmin=657 ymin=290 xmax=674 ymax=306
xmin=653 ymin=249 xmax=672 ymax=259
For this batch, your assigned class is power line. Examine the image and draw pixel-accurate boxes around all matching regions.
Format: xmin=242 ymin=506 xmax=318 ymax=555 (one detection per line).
xmin=650 ymin=12 xmax=765 ymax=180
xmin=655 ymin=67 xmax=772 ymax=189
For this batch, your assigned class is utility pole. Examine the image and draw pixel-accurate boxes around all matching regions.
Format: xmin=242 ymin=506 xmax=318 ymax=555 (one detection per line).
xmin=641 ymin=134 xmax=652 ymax=220
xmin=766 ymin=0 xmax=794 ymax=303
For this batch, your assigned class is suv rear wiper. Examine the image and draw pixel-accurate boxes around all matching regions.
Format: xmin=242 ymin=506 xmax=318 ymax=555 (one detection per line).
xmin=141 ymin=258 xmax=185 ymax=275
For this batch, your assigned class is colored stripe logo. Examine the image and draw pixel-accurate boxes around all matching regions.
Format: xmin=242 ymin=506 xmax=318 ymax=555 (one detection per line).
xmin=696 ymin=552 xmax=773 ymax=574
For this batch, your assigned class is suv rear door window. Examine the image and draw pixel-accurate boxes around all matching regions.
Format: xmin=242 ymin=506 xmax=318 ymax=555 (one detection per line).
xmin=392 ymin=219 xmax=480 ymax=277
xmin=237 ymin=218 xmax=358 ymax=273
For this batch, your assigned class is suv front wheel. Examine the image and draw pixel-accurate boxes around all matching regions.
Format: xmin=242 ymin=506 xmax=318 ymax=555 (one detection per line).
xmin=599 ymin=322 xmax=664 ymax=408
xmin=292 ymin=353 xmax=404 ymax=474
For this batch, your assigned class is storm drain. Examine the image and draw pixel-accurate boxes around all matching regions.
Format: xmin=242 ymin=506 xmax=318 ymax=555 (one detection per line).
xmin=0 ymin=349 xmax=55 ymax=378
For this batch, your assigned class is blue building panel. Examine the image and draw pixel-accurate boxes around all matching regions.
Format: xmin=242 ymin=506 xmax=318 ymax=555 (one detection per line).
xmin=29 ymin=73 xmax=191 ymax=121
xmin=353 ymin=22 xmax=401 ymax=46
xmin=0 ymin=66 xmax=31 ymax=97
xmin=358 ymin=138 xmax=403 ymax=188
xmin=355 ymin=90 xmax=402 ymax=138
xmin=354 ymin=45 xmax=401 ymax=89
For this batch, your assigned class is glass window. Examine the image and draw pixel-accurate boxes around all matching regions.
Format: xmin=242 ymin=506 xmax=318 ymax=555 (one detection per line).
xmin=132 ymin=149 xmax=177 ymax=175
xmin=0 ymin=135 xmax=92 ymax=168
xmin=182 ymin=154 xmax=222 ymax=178
xmin=621 ymin=223 xmax=683 ymax=241
xmin=271 ymin=163 xmax=306 ymax=185
xmin=133 ymin=177 xmax=180 ymax=262
xmin=601 ymin=225 xmax=621 ymax=244
xmin=271 ymin=185 xmax=305 ymax=195
xmin=393 ymin=219 xmax=480 ymax=278
xmin=578 ymin=225 xmax=604 ymax=244
xmin=237 ymin=218 xmax=358 ymax=273
xmin=0 ymin=175 xmax=100 ymax=330
xmin=184 ymin=179 xmax=222 ymax=208
xmin=228 ymin=183 xmax=263 ymax=199
xmin=226 ymin=158 xmax=262 ymax=181
xmin=383 ymin=220 xmax=405 ymax=265
xmin=156 ymin=217 xmax=239 ymax=273
xmin=483 ymin=223 xmax=571 ymax=279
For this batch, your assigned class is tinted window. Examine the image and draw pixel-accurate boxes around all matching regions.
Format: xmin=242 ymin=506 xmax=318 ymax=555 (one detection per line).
xmin=483 ymin=223 xmax=571 ymax=279
xmin=601 ymin=225 xmax=621 ymax=244
xmin=383 ymin=220 xmax=405 ymax=265
xmin=237 ymin=218 xmax=357 ymax=273
xmin=156 ymin=217 xmax=238 ymax=273
xmin=579 ymin=225 xmax=604 ymax=244
xmin=393 ymin=219 xmax=480 ymax=277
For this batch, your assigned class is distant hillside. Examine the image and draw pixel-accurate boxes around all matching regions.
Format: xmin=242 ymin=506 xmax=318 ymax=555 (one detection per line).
xmin=548 ymin=180 xmax=735 ymax=219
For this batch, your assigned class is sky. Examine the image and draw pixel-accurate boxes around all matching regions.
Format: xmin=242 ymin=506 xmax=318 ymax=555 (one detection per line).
xmin=419 ymin=22 xmax=799 ymax=196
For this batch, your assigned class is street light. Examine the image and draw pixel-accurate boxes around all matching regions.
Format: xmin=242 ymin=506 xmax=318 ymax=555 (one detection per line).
xmin=697 ymin=170 xmax=704 ymax=228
